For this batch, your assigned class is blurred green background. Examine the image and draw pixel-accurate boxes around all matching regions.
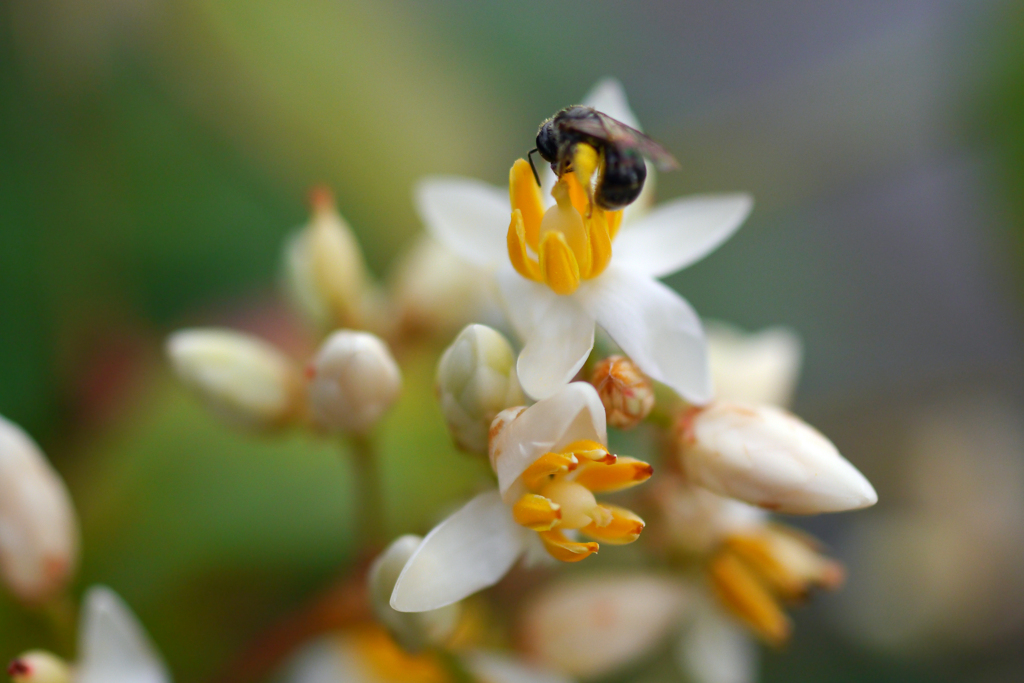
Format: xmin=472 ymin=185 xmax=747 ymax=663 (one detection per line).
xmin=2 ymin=1 xmax=1024 ymax=681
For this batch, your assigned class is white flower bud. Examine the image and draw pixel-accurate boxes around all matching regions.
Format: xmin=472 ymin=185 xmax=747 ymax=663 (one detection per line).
xmin=369 ymin=535 xmax=461 ymax=652
xmin=390 ymin=235 xmax=493 ymax=337
xmin=590 ymin=355 xmax=654 ymax=430
xmin=0 ymin=416 xmax=79 ymax=604
xmin=166 ymin=329 xmax=302 ymax=430
xmin=437 ymin=325 xmax=524 ymax=453
xmin=307 ymin=331 xmax=401 ymax=433
xmin=281 ymin=187 xmax=370 ymax=330
xmin=706 ymin=321 xmax=802 ymax=407
xmin=677 ymin=402 xmax=877 ymax=514
xmin=7 ymin=652 xmax=70 ymax=683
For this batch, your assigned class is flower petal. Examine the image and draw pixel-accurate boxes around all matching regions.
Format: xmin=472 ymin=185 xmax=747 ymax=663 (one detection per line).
xmin=414 ymin=177 xmax=510 ymax=268
xmin=496 ymin=265 xmax=558 ymax=341
xmin=77 ymin=587 xmax=170 ymax=683
xmin=613 ymin=194 xmax=752 ymax=278
xmin=579 ymin=265 xmax=711 ymax=404
xmin=390 ymin=491 xmax=526 ymax=612
xmin=677 ymin=596 xmax=759 ymax=683
xmin=461 ymin=651 xmax=573 ymax=683
xmin=583 ymin=78 xmax=641 ymax=130
xmin=516 ymin=296 xmax=595 ymax=400
xmin=492 ymin=383 xmax=606 ymax=497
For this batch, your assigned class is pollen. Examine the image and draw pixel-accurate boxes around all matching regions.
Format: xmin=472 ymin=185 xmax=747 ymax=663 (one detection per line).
xmin=506 ymin=156 xmax=622 ymax=295
xmin=512 ymin=440 xmax=650 ymax=561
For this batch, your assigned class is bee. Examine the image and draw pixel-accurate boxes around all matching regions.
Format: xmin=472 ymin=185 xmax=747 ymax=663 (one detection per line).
xmin=529 ymin=105 xmax=680 ymax=211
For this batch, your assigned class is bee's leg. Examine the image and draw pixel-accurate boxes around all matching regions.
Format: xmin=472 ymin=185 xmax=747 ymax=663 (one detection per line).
xmin=526 ymin=149 xmax=542 ymax=186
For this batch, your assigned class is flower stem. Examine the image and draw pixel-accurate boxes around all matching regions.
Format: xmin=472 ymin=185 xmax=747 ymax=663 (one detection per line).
xmin=438 ymin=651 xmax=478 ymax=683
xmin=348 ymin=433 xmax=386 ymax=551
xmin=41 ymin=591 xmax=76 ymax=656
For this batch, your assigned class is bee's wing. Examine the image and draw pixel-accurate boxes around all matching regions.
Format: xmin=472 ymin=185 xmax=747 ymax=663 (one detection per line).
xmin=564 ymin=112 xmax=681 ymax=171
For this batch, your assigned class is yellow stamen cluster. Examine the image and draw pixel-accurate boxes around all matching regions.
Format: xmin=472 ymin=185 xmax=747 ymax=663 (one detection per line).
xmin=507 ymin=145 xmax=624 ymax=295
xmin=511 ymin=440 xmax=652 ymax=562
xmin=708 ymin=524 xmax=845 ymax=646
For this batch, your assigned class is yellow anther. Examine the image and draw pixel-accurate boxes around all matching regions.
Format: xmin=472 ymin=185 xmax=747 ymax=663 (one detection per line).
xmin=561 ymin=169 xmax=591 ymax=218
xmin=709 ymin=550 xmax=791 ymax=646
xmin=510 ymin=159 xmax=545 ymax=250
xmin=538 ymin=529 xmax=599 ymax=563
xmin=574 ymin=456 xmax=653 ymax=494
xmin=539 ymin=232 xmax=581 ymax=295
xmin=539 ymin=480 xmax=598 ymax=529
xmin=725 ymin=528 xmax=844 ymax=601
xmin=561 ymin=439 xmax=615 ymax=463
xmin=512 ymin=494 xmax=562 ymax=531
xmin=521 ymin=451 xmax=578 ymax=491
xmin=507 ymin=209 xmax=541 ymax=281
xmin=581 ymin=504 xmax=645 ymax=545
xmin=606 ymin=209 xmax=624 ymax=240
xmin=572 ymin=143 xmax=600 ymax=210
xmin=586 ymin=210 xmax=613 ymax=280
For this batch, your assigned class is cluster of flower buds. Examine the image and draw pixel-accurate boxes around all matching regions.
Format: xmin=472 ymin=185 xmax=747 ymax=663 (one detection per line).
xmin=0 ymin=416 xmax=78 ymax=606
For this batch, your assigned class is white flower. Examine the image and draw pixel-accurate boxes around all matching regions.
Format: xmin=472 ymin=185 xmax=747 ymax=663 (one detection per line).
xmin=10 ymin=586 xmax=170 ymax=683
xmin=166 ymin=329 xmax=302 ymax=430
xmin=436 ymin=324 xmax=524 ymax=453
xmin=0 ymin=415 xmax=79 ymax=604
xmin=705 ymin=321 xmax=802 ymax=407
xmin=415 ymin=79 xmax=751 ymax=401
xmin=677 ymin=402 xmax=877 ymax=514
xmin=307 ymin=330 xmax=402 ymax=434
xmin=390 ymin=383 xmax=652 ymax=613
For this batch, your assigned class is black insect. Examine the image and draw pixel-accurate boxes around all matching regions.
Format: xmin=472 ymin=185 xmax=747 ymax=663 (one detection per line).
xmin=530 ymin=105 xmax=680 ymax=211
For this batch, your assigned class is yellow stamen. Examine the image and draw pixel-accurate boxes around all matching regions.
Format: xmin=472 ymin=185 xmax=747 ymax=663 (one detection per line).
xmin=709 ymin=551 xmax=791 ymax=646
xmin=539 ymin=232 xmax=580 ymax=295
xmin=561 ymin=439 xmax=615 ymax=463
xmin=507 ymin=209 xmax=541 ymax=281
xmin=521 ymin=451 xmax=579 ymax=491
xmin=587 ymin=209 xmax=613 ymax=279
xmin=350 ymin=626 xmax=448 ymax=683
xmin=580 ymin=504 xmax=645 ymax=545
xmin=538 ymin=529 xmax=599 ymax=563
xmin=574 ymin=456 xmax=653 ymax=493
xmin=606 ymin=209 xmax=624 ymax=240
xmin=510 ymin=159 xmax=545 ymax=250
xmin=572 ymin=143 xmax=600 ymax=213
xmin=562 ymin=168 xmax=591 ymax=218
xmin=512 ymin=494 xmax=562 ymax=531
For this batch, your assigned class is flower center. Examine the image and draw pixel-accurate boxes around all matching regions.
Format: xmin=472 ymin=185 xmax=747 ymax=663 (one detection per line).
xmin=506 ymin=145 xmax=624 ymax=295
xmin=509 ymin=439 xmax=652 ymax=562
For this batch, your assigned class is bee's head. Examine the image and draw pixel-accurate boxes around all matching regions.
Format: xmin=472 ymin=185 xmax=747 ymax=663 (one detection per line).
xmin=535 ymin=118 xmax=558 ymax=164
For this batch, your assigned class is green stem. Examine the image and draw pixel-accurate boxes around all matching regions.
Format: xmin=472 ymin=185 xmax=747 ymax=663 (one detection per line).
xmin=41 ymin=591 xmax=77 ymax=656
xmin=348 ymin=433 xmax=385 ymax=551
xmin=437 ymin=651 xmax=477 ymax=683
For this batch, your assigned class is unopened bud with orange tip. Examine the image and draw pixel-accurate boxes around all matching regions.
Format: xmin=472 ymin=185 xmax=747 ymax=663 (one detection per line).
xmin=6 ymin=652 xmax=70 ymax=683
xmin=167 ymin=329 xmax=304 ymax=431
xmin=282 ymin=186 xmax=371 ymax=331
xmin=590 ymin=355 xmax=654 ymax=429
xmin=437 ymin=324 xmax=524 ymax=454
xmin=307 ymin=330 xmax=401 ymax=434
xmin=0 ymin=416 xmax=79 ymax=605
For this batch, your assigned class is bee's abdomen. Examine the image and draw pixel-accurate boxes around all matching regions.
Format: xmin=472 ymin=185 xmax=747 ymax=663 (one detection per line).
xmin=597 ymin=148 xmax=646 ymax=210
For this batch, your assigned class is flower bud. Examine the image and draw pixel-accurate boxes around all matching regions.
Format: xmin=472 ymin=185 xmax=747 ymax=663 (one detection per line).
xmin=281 ymin=187 xmax=370 ymax=330
xmin=166 ymin=329 xmax=302 ymax=430
xmin=7 ymin=652 xmax=70 ymax=683
xmin=307 ymin=330 xmax=401 ymax=433
xmin=676 ymin=402 xmax=877 ymax=514
xmin=390 ymin=235 xmax=493 ymax=337
xmin=437 ymin=325 xmax=524 ymax=453
xmin=369 ymin=535 xmax=461 ymax=653
xmin=589 ymin=355 xmax=654 ymax=429
xmin=0 ymin=416 xmax=79 ymax=604
xmin=706 ymin=321 xmax=802 ymax=407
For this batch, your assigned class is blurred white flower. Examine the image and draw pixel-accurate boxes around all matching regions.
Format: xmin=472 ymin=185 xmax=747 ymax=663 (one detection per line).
xmin=390 ymin=383 xmax=651 ymax=613
xmin=166 ymin=328 xmax=303 ymax=430
xmin=589 ymin=355 xmax=655 ymax=430
xmin=676 ymin=402 xmax=877 ymax=514
xmin=705 ymin=321 xmax=802 ymax=407
xmin=436 ymin=324 xmax=524 ymax=453
xmin=10 ymin=586 xmax=170 ymax=683
xmin=389 ymin=235 xmax=497 ymax=338
xmin=415 ymin=79 xmax=751 ymax=401
xmin=369 ymin=535 xmax=462 ymax=653
xmin=0 ymin=415 xmax=79 ymax=605
xmin=307 ymin=330 xmax=402 ymax=434
xmin=282 ymin=186 xmax=373 ymax=331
